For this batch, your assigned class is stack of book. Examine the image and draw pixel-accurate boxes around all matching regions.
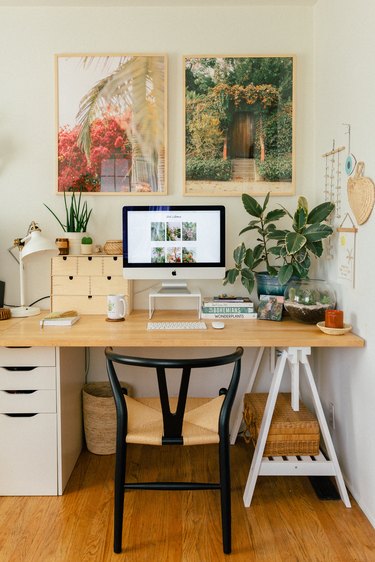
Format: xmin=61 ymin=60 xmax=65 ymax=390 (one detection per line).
xmin=201 ymin=296 xmax=256 ymax=319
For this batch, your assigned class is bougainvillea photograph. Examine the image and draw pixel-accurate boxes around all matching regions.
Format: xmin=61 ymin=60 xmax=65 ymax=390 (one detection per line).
xmin=56 ymin=54 xmax=167 ymax=194
xmin=184 ymin=56 xmax=295 ymax=196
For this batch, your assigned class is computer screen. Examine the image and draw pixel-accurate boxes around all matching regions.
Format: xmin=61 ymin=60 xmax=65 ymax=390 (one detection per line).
xmin=122 ymin=205 xmax=225 ymax=288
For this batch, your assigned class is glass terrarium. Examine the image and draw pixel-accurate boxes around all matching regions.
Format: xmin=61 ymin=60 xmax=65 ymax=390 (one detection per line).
xmin=284 ymin=279 xmax=336 ymax=324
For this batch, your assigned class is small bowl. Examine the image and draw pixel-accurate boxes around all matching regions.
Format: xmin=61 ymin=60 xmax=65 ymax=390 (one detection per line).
xmin=317 ymin=321 xmax=352 ymax=335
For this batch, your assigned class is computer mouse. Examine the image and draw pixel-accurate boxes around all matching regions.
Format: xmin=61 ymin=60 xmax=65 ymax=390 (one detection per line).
xmin=212 ymin=321 xmax=225 ymax=329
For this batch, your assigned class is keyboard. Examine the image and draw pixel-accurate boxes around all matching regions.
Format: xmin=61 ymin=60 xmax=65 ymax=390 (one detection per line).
xmin=147 ymin=321 xmax=207 ymax=331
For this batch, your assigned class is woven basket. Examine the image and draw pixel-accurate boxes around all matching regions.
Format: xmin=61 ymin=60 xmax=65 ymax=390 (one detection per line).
xmin=243 ymin=392 xmax=320 ymax=457
xmin=0 ymin=308 xmax=11 ymax=320
xmin=104 ymin=240 xmax=122 ymax=255
xmin=83 ymin=381 xmax=129 ymax=455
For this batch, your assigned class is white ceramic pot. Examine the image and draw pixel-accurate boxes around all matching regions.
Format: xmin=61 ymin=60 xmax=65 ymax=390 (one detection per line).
xmin=66 ymin=232 xmax=86 ymax=255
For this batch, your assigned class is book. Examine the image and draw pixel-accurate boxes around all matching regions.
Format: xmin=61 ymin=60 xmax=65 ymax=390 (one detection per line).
xmin=201 ymin=312 xmax=257 ymax=320
xmin=202 ymin=306 xmax=254 ymax=314
xmin=40 ymin=315 xmax=80 ymax=327
xmin=203 ymin=298 xmax=254 ymax=308
xmin=211 ymin=295 xmax=252 ymax=303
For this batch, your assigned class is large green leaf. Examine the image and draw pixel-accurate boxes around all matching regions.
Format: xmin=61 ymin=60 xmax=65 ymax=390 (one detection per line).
xmin=265 ymin=208 xmax=287 ymax=223
xmin=307 ymin=202 xmax=334 ymax=224
xmin=244 ymin=248 xmax=255 ymax=268
xmin=253 ymin=244 xmax=264 ymax=260
xmin=285 ymin=232 xmax=306 ymax=254
xmin=239 ymin=223 xmax=259 ymax=235
xmin=242 ymin=194 xmax=263 ymax=218
xmin=262 ymin=192 xmax=270 ymax=212
xmin=293 ymin=207 xmax=307 ymax=231
xmin=233 ymin=243 xmax=247 ymax=264
xmin=304 ymin=223 xmax=333 ymax=241
xmin=306 ymin=239 xmax=323 ymax=257
xmin=240 ymin=269 xmax=255 ymax=294
xmin=268 ymin=245 xmax=283 ymax=256
xmin=278 ymin=264 xmax=294 ymax=285
xmin=223 ymin=268 xmax=239 ymax=285
xmin=292 ymin=262 xmax=309 ymax=278
xmin=268 ymin=229 xmax=287 ymax=241
xmin=266 ymin=265 xmax=278 ymax=276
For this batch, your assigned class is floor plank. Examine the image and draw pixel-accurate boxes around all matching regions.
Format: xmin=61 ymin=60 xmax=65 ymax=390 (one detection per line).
xmin=0 ymin=440 xmax=374 ymax=562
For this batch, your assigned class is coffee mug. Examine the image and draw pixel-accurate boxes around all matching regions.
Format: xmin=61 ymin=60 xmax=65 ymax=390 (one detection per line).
xmin=107 ymin=294 xmax=126 ymax=320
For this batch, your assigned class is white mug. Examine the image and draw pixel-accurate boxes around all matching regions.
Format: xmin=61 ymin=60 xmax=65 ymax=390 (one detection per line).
xmin=107 ymin=294 xmax=126 ymax=320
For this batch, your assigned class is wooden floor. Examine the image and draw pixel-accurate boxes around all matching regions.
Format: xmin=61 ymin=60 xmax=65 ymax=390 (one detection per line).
xmin=0 ymin=440 xmax=374 ymax=562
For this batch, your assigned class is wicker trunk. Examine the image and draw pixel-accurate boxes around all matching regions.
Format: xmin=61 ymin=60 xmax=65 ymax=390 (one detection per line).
xmin=243 ymin=392 xmax=320 ymax=457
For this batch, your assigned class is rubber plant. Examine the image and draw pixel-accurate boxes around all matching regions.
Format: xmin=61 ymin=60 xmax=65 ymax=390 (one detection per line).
xmin=223 ymin=192 xmax=334 ymax=295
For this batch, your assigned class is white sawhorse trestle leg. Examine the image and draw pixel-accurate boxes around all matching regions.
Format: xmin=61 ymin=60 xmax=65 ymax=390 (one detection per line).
xmin=242 ymin=347 xmax=351 ymax=508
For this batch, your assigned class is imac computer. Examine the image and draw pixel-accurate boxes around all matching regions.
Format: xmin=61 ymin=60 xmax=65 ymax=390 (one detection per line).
xmin=122 ymin=205 xmax=225 ymax=293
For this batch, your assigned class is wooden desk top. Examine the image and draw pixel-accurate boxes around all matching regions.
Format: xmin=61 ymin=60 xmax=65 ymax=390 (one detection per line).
xmin=0 ymin=310 xmax=365 ymax=349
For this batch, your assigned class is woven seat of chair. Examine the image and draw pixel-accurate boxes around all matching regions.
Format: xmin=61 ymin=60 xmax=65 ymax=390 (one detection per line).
xmin=124 ymin=395 xmax=225 ymax=446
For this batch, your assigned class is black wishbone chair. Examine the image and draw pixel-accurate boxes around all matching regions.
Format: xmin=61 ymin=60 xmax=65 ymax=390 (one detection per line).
xmin=105 ymin=346 xmax=243 ymax=555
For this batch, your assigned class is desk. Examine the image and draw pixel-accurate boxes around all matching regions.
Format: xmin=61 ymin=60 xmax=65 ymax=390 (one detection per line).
xmin=0 ymin=311 xmax=364 ymax=501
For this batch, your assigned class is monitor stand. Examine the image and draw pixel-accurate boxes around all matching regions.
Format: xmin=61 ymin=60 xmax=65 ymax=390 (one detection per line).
xmin=157 ymin=281 xmax=190 ymax=294
xmin=149 ymin=283 xmax=201 ymax=319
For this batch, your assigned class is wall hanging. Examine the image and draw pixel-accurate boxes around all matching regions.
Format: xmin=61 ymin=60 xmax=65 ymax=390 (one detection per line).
xmin=343 ymin=123 xmax=357 ymax=176
xmin=337 ymin=213 xmax=357 ymax=288
xmin=322 ymin=142 xmax=344 ymax=258
xmin=347 ymin=161 xmax=375 ymax=225
xmin=183 ymin=55 xmax=295 ymax=197
xmin=55 ymin=54 xmax=167 ymax=195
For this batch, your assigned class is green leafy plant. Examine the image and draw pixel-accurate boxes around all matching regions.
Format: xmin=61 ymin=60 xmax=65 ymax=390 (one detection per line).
xmin=224 ymin=192 xmax=334 ymax=295
xmin=81 ymin=236 xmax=93 ymax=244
xmin=44 ymin=188 xmax=92 ymax=233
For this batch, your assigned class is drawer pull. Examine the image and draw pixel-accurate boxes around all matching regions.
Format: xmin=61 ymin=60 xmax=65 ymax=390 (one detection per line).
xmin=107 ymin=276 xmax=112 ymax=280
xmin=4 ymin=390 xmax=37 ymax=395
xmin=5 ymin=346 xmax=32 ymax=349
xmin=88 ymin=256 xmax=93 ymax=261
xmin=113 ymin=256 xmax=118 ymax=261
xmin=69 ymin=276 xmax=73 ymax=280
xmin=4 ymin=366 xmax=37 ymax=372
xmin=5 ymin=413 xmax=38 ymax=418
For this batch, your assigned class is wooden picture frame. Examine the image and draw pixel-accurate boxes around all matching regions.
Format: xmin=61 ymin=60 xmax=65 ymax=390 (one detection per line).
xmin=55 ymin=54 xmax=167 ymax=195
xmin=184 ymin=55 xmax=295 ymax=197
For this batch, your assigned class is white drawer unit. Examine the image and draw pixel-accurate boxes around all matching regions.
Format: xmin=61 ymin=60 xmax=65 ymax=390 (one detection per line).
xmin=51 ymin=255 xmax=133 ymax=315
xmin=0 ymin=346 xmax=85 ymax=496
xmin=0 ymin=413 xmax=58 ymax=496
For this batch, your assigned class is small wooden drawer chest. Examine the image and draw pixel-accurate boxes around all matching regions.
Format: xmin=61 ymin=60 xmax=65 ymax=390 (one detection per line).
xmin=51 ymin=255 xmax=133 ymax=315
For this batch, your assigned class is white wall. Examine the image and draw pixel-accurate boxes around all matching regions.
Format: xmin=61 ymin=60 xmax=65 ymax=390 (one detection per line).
xmin=314 ymin=0 xmax=375 ymax=526
xmin=0 ymin=5 xmax=313 ymax=309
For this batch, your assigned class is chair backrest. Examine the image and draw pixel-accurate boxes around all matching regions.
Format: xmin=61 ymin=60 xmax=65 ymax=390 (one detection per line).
xmin=105 ymin=347 xmax=243 ymax=445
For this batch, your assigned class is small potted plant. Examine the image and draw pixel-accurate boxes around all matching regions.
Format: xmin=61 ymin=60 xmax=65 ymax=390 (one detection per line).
xmin=81 ymin=236 xmax=93 ymax=255
xmin=224 ymin=192 xmax=334 ymax=296
xmin=44 ymin=187 xmax=92 ymax=255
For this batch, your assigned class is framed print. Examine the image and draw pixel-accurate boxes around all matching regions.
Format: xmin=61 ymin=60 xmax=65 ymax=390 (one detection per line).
xmin=56 ymin=54 xmax=167 ymax=194
xmin=184 ymin=55 xmax=295 ymax=197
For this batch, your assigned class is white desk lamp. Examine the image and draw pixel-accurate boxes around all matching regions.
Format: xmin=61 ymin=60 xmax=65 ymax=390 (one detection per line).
xmin=11 ymin=221 xmax=58 ymax=317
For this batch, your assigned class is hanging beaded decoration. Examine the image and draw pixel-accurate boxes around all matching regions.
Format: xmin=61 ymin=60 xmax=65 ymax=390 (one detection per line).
xmin=322 ymin=142 xmax=345 ymax=259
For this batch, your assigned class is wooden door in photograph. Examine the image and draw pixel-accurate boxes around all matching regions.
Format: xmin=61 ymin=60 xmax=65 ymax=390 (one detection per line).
xmin=230 ymin=112 xmax=254 ymax=158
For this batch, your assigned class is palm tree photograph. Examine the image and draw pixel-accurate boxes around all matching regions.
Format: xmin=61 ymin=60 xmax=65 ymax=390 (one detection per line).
xmin=56 ymin=54 xmax=167 ymax=194
xmin=184 ymin=55 xmax=295 ymax=197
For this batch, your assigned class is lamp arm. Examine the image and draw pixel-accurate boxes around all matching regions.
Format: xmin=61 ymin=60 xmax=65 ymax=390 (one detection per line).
xmin=19 ymin=251 xmax=25 ymax=308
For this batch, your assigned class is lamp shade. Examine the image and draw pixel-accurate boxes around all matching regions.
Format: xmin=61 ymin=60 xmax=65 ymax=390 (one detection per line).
xmin=21 ymin=230 xmax=58 ymax=259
